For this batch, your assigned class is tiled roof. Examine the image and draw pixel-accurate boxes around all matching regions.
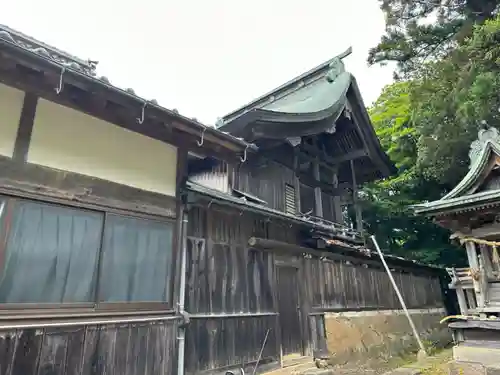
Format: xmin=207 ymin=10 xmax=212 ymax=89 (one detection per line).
xmin=0 ymin=24 xmax=256 ymax=152
xmin=0 ymin=24 xmax=97 ymax=76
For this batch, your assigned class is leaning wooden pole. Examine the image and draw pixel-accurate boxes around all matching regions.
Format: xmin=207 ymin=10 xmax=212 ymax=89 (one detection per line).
xmin=369 ymin=235 xmax=428 ymax=359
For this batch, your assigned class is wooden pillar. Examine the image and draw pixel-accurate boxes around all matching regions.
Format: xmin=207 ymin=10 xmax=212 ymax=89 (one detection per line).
xmin=456 ymin=289 xmax=469 ymax=315
xmin=350 ymin=160 xmax=363 ymax=233
xmin=479 ymin=244 xmax=493 ymax=277
xmin=332 ymin=171 xmax=343 ymax=224
xmin=293 ymin=148 xmax=302 ymax=214
xmin=465 ymin=241 xmax=485 ymax=309
xmin=313 ymin=158 xmax=323 ymax=218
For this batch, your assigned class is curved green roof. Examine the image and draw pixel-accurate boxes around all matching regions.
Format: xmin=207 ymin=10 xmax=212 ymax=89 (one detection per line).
xmin=215 ymin=47 xmax=395 ymax=178
xmin=217 ymin=51 xmax=354 ymax=140
xmin=414 ymin=127 xmax=500 ymax=216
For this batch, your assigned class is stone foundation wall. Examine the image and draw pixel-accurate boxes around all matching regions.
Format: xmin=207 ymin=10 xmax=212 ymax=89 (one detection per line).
xmin=324 ymin=308 xmax=451 ymax=364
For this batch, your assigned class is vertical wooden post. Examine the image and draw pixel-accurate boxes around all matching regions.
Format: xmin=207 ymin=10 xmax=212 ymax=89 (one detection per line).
xmin=293 ymin=148 xmax=302 ymax=214
xmin=465 ymin=241 xmax=485 ymax=309
xmin=456 ymin=289 xmax=469 ymax=315
xmin=313 ymin=158 xmax=323 ymax=218
xmin=332 ymin=171 xmax=343 ymax=224
xmin=479 ymin=244 xmax=493 ymax=277
xmin=350 ymin=160 xmax=363 ymax=233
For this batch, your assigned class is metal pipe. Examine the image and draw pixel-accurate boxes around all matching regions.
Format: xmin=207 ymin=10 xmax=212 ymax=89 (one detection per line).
xmin=177 ymin=207 xmax=189 ymax=375
xmin=252 ymin=329 xmax=271 ymax=375
xmin=0 ymin=315 xmax=179 ymax=330
xmin=370 ymin=235 xmax=427 ymax=356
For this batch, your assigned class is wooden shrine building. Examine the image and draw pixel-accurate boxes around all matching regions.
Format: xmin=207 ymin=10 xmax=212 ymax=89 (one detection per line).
xmin=185 ymin=49 xmax=449 ymax=374
xmin=0 ymin=24 xmax=449 ymax=375
xmin=414 ymin=126 xmax=500 ymax=368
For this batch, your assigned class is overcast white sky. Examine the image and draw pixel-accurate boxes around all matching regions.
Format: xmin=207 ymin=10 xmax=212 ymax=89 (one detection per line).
xmin=1 ymin=0 xmax=394 ymax=125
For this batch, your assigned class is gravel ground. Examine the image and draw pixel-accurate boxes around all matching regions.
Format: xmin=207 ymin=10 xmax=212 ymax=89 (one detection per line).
xmin=324 ymin=348 xmax=453 ymax=375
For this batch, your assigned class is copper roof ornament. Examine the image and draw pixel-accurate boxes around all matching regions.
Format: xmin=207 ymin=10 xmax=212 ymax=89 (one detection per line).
xmin=469 ymin=122 xmax=500 ymax=167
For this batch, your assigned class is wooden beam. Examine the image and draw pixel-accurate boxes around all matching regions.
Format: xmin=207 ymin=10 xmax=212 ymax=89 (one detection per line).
xmin=0 ymin=155 xmax=176 ymax=218
xmin=301 ymin=142 xmax=367 ymax=166
xmin=332 ymin=171 xmax=343 ymax=224
xmin=247 ymin=237 xmax=440 ymax=274
xmin=293 ymin=148 xmax=301 ymax=214
xmin=470 ymin=222 xmax=500 ymax=239
xmin=296 ymin=172 xmax=349 ymax=196
xmin=12 ymin=92 xmax=38 ymax=163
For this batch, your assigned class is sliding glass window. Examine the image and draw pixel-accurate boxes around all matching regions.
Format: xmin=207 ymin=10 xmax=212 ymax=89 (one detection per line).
xmin=0 ymin=197 xmax=174 ymax=309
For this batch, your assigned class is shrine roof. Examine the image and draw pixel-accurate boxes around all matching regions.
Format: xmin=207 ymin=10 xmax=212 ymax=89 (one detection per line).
xmin=414 ymin=127 xmax=500 ymax=216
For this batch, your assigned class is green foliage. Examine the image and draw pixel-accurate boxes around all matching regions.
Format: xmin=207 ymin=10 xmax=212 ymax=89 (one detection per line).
xmin=369 ymin=81 xmax=416 ymax=172
xmin=412 ymin=16 xmax=500 ymax=184
xmin=363 ymin=14 xmax=500 ymax=267
xmin=368 ymin=0 xmax=500 ymax=75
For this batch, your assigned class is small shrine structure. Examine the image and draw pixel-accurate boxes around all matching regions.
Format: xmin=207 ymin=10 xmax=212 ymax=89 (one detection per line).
xmin=414 ymin=126 xmax=500 ymax=367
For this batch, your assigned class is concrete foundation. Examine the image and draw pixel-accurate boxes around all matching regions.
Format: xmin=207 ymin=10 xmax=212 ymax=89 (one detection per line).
xmin=324 ymin=308 xmax=451 ymax=364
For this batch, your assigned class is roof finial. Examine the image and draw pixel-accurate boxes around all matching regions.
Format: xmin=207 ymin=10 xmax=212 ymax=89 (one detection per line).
xmin=337 ymin=46 xmax=353 ymax=60
xmin=325 ymin=47 xmax=352 ymax=83
xmin=468 ymin=122 xmax=500 ymax=166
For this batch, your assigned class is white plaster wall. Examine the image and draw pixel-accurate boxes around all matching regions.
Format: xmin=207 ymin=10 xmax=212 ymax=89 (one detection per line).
xmin=0 ymin=83 xmax=24 ymax=157
xmin=29 ymin=99 xmax=177 ymax=196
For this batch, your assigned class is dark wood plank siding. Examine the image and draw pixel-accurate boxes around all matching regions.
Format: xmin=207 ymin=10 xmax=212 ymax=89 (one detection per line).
xmin=321 ymin=192 xmax=336 ymax=222
xmin=0 ymin=320 xmax=177 ymax=375
xmin=185 ymin=202 xmax=444 ymax=373
xmin=236 ymin=161 xmax=295 ymax=212
xmin=306 ymin=257 xmax=443 ymax=311
xmin=276 ymin=266 xmax=303 ymax=355
xmin=190 ymin=162 xmax=230 ymax=194
xmin=185 ymin=206 xmax=282 ymax=373
xmin=299 ymin=183 xmax=315 ymax=215
xmin=185 ymin=316 xmax=277 ymax=374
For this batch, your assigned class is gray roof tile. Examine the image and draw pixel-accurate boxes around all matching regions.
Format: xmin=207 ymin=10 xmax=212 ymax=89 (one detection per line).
xmin=0 ymin=24 xmax=256 ymax=152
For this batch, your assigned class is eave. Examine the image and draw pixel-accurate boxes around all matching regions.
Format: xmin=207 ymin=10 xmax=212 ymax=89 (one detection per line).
xmin=216 ymin=48 xmax=394 ymax=180
xmin=221 ymin=47 xmax=354 ymax=125
xmin=0 ymin=26 xmax=257 ymax=162
xmin=218 ymin=72 xmax=352 ymax=140
xmin=414 ymin=189 xmax=500 ymax=217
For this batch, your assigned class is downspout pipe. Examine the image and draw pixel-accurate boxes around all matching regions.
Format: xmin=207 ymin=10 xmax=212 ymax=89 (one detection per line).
xmin=177 ymin=203 xmax=189 ymax=375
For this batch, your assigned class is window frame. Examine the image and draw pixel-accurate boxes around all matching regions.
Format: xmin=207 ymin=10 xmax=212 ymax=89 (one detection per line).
xmin=0 ymin=192 xmax=176 ymax=317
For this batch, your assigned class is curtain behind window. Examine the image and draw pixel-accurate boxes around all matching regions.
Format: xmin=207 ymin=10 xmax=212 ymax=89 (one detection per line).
xmin=0 ymin=200 xmax=103 ymax=303
xmin=98 ymin=214 xmax=172 ymax=303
